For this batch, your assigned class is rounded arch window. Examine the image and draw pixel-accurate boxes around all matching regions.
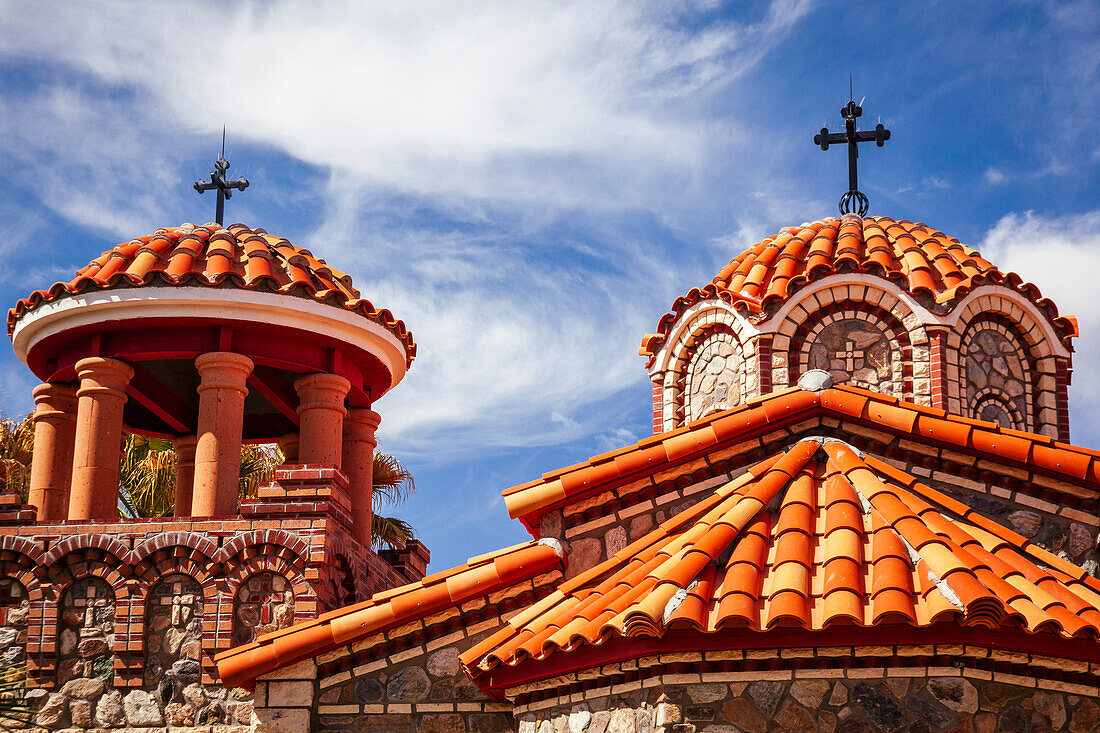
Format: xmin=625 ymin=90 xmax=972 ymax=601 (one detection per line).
xmin=963 ymin=319 xmax=1033 ymax=430
xmin=795 ymin=301 xmax=908 ymax=397
xmin=682 ymin=330 xmax=744 ymax=423
xmin=233 ymin=572 xmax=295 ymax=645
xmin=144 ymin=574 xmax=203 ymax=686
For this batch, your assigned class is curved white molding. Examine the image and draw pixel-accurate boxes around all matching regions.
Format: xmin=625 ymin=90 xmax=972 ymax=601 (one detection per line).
xmin=649 ymin=298 xmax=759 ymax=378
xmin=757 ymin=274 xmax=931 ymax=333
xmin=950 ymin=285 xmax=1071 ymax=359
xmin=11 ymin=287 xmax=409 ymax=395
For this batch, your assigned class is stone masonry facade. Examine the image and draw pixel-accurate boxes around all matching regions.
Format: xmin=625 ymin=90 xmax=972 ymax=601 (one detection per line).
xmin=0 ymin=465 xmax=426 ymax=731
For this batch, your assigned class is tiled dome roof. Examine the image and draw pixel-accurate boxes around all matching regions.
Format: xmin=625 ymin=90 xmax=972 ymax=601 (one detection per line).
xmin=7 ymin=222 xmax=415 ymax=366
xmin=641 ymin=214 xmax=1076 ymax=361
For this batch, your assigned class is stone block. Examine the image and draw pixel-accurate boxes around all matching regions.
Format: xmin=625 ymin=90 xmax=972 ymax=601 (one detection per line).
xmin=269 ymin=679 xmax=314 ymax=707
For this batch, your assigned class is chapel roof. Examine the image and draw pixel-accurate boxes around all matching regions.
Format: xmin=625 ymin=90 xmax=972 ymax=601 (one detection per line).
xmin=640 ymin=214 xmax=1077 ymax=363
xmin=464 ymin=438 xmax=1100 ymax=679
xmin=503 ymin=383 xmax=1100 ymax=531
xmin=215 ymin=538 xmax=564 ymax=689
xmin=7 ymin=222 xmax=416 ymax=367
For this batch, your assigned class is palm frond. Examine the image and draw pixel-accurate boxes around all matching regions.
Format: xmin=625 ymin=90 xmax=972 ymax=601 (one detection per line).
xmin=372 ymin=452 xmax=415 ymax=508
xmin=238 ymin=444 xmax=282 ymax=500
xmin=0 ymin=414 xmax=34 ymax=503
xmin=372 ymin=513 xmax=414 ymax=550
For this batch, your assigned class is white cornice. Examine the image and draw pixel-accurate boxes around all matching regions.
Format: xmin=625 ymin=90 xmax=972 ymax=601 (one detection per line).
xmin=10 ymin=287 xmax=409 ymax=395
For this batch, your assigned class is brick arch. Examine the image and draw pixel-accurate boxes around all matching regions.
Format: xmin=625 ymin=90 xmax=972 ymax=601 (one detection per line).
xmin=0 ymin=535 xmax=45 ymax=565
xmin=132 ymin=552 xmax=218 ymax=598
xmin=44 ymin=534 xmax=132 ymax=567
xmin=214 ymin=529 xmax=311 ymax=566
xmin=787 ymin=299 xmax=914 ymax=400
xmin=668 ymin=322 xmax=747 ymax=427
xmin=953 ymin=290 xmax=1059 ymax=358
xmin=52 ymin=558 xmax=129 ymax=597
xmin=959 ymin=312 xmax=1040 ymax=433
xmin=227 ymin=560 xmax=315 ymax=646
xmin=131 ymin=531 xmax=219 ymax=566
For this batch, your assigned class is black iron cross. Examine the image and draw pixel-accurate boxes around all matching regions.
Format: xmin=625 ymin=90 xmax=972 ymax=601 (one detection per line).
xmin=814 ymin=95 xmax=890 ymax=216
xmin=194 ymin=129 xmax=249 ymax=226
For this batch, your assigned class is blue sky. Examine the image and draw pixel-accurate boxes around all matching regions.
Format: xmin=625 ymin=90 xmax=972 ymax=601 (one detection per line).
xmin=2 ymin=1 xmax=1100 ymax=572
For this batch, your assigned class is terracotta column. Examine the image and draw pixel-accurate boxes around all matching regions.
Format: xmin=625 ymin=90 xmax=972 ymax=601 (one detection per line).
xmin=192 ymin=352 xmax=253 ymax=517
xmin=172 ymin=435 xmax=198 ymax=517
xmin=278 ymin=433 xmax=300 ymax=463
xmin=343 ymin=408 xmax=381 ymax=547
xmin=69 ymin=357 xmax=134 ymax=521
xmin=294 ymin=373 xmax=350 ymax=466
xmin=28 ymin=383 xmax=78 ymax=521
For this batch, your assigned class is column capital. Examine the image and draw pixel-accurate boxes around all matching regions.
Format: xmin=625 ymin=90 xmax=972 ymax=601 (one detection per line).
xmin=32 ymin=383 xmax=78 ymax=422
xmin=343 ymin=408 xmax=381 ymax=443
xmin=174 ymin=434 xmax=199 ymax=459
xmin=74 ymin=357 xmax=134 ymax=397
xmin=195 ymin=352 xmax=254 ymax=395
xmin=294 ymin=373 xmax=352 ymax=414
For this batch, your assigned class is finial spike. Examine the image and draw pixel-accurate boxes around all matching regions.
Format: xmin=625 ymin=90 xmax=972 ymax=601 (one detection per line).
xmin=195 ymin=128 xmax=249 ymax=226
xmin=812 ymin=88 xmax=891 ymax=216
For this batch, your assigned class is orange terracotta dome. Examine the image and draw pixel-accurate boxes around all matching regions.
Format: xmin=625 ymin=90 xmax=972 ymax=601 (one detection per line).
xmin=8 ymin=222 xmax=414 ymax=440
xmin=8 ymin=222 xmax=415 ymax=366
xmin=641 ymin=213 xmax=1077 ymax=361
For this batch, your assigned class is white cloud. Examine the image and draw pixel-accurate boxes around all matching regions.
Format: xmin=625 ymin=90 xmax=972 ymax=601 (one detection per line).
xmin=0 ymin=0 xmax=819 ymax=460
xmin=980 ymin=210 xmax=1100 ymax=443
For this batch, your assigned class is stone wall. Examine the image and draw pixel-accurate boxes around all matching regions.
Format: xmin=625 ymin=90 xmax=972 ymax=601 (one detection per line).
xmin=0 ymin=464 xmax=421 ymax=730
xmin=517 ymin=672 xmax=1100 ymax=733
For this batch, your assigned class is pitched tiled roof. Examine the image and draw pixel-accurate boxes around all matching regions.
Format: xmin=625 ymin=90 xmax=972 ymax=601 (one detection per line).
xmin=464 ymin=438 xmax=1100 ymax=677
xmin=215 ymin=539 xmax=563 ymax=689
xmin=641 ymin=214 xmax=1078 ymax=361
xmin=502 ymin=384 xmax=1100 ymax=529
xmin=7 ymin=222 xmax=416 ymax=366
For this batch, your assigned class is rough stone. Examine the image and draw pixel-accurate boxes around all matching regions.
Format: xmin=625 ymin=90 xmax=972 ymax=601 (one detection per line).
xmin=57 ymin=656 xmax=83 ymax=683
xmin=590 ymin=710 xmax=612 ymax=733
xmin=746 ymin=681 xmax=784 ymax=715
xmin=123 ymin=689 xmax=164 ymax=727
xmin=181 ymin=639 xmax=203 ymax=659
xmin=427 ymin=647 xmax=461 ymax=678
xmin=790 ymin=679 xmax=829 ymax=708
xmin=655 ymin=701 xmax=681 ymax=729
xmin=77 ymin=637 xmax=107 ymax=658
xmin=59 ymin=628 xmax=78 ymax=656
xmin=430 ymin=679 xmax=455 ymax=700
xmin=230 ymin=701 xmax=255 ymax=725
xmin=608 ymin=708 xmax=637 ymax=733
xmin=1068 ymin=523 xmax=1094 ymax=558
xmin=569 ymin=538 xmax=603 ymax=576
xmin=687 ymin=684 xmax=728 ymax=704
xmin=852 ymin=682 xmax=904 ymax=731
xmin=829 ymin=682 xmax=848 ymax=707
xmin=721 ymin=697 xmax=766 ymax=733
xmin=685 ymin=705 xmax=717 ymax=721
xmin=6 ymin=604 xmax=28 ymax=627
xmin=605 ymin=526 xmax=628 ymax=557
xmin=904 ymin=695 xmax=956 ymax=728
xmin=60 ymin=676 xmax=104 ymax=700
xmin=163 ymin=701 xmax=194 ymax=726
xmin=36 ymin=692 xmax=68 ymax=729
xmin=356 ymin=677 xmax=385 ymax=702
xmin=0 ymin=628 xmax=18 ymax=647
xmin=974 ymin=712 xmax=995 ymax=733
xmin=569 ymin=705 xmax=593 ymax=733
xmin=386 ymin=666 xmax=431 ymax=702
xmin=629 ymin=515 xmax=655 ymax=541
xmin=773 ymin=700 xmax=814 ymax=733
xmin=1007 ymin=511 xmax=1042 ymax=538
xmin=998 ymin=706 xmax=1028 ymax=733
xmin=182 ymin=682 xmax=208 ymax=708
xmin=927 ymin=678 xmax=978 ymax=714
xmin=454 ymin=678 xmax=489 ymax=701
xmin=819 ymin=711 xmax=837 ymax=733
xmin=164 ymin=626 xmax=185 ymax=654
xmin=69 ymin=698 xmax=93 ymax=728
xmin=171 ymin=658 xmax=201 ymax=678
xmin=1070 ymin=699 xmax=1100 ymax=733
xmin=1032 ymin=691 xmax=1066 ymax=729
xmin=61 ymin=608 xmax=82 ymax=626
xmin=540 ymin=510 xmax=563 ymax=540
xmin=94 ymin=689 xmax=124 ymax=728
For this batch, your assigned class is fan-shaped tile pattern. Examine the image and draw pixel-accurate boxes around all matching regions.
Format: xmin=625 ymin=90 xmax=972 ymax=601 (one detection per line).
xmin=463 ymin=438 xmax=1100 ymax=675
xmin=8 ymin=222 xmax=415 ymax=366
xmin=642 ymin=214 xmax=1078 ymax=361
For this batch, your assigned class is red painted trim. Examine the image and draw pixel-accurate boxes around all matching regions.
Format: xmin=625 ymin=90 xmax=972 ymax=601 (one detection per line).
xmin=248 ymin=366 xmax=301 ymax=427
xmin=478 ymin=624 xmax=1100 ymax=698
xmin=127 ymin=363 xmax=197 ymax=434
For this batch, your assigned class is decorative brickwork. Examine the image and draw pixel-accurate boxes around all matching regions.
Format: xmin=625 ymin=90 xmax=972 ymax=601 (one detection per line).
xmin=144 ymin=574 xmax=203 ymax=687
xmin=57 ymin=577 xmax=115 ymax=687
xmin=962 ymin=317 xmax=1033 ymax=430
xmin=233 ymin=572 xmax=295 ymax=646
xmin=683 ymin=330 xmax=743 ymax=422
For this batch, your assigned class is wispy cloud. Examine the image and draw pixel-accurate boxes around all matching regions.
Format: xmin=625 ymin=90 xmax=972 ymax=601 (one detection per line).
xmin=980 ymin=210 xmax=1100 ymax=441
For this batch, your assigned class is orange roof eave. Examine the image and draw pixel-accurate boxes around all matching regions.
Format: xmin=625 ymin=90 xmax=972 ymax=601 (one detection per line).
xmin=215 ymin=539 xmax=564 ymax=690
xmin=502 ymin=384 xmax=1100 ymax=529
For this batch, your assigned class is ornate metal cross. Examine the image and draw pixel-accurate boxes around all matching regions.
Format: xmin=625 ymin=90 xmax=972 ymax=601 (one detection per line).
xmin=814 ymin=90 xmax=890 ymax=216
xmin=194 ymin=129 xmax=249 ymax=226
